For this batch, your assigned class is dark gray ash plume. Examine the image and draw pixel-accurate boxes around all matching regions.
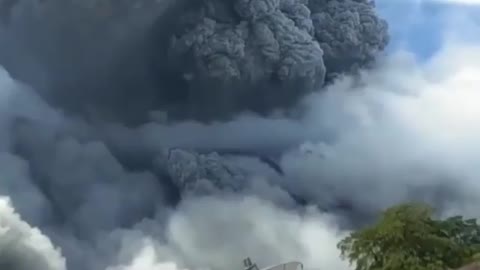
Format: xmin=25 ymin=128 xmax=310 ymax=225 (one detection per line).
xmin=7 ymin=1 xmax=476 ymax=270
xmin=0 ymin=0 xmax=388 ymax=122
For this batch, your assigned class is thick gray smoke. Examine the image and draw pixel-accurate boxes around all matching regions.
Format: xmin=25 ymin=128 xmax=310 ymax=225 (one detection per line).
xmin=0 ymin=197 xmax=66 ymax=270
xmin=1 ymin=1 xmax=480 ymax=270
xmin=0 ymin=0 xmax=388 ymax=122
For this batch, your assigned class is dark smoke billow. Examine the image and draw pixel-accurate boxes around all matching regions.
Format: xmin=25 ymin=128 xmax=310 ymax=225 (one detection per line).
xmin=0 ymin=0 xmax=388 ymax=122
xmin=1 ymin=1 xmax=480 ymax=270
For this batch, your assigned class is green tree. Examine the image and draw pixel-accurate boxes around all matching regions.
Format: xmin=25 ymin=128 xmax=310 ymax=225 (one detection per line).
xmin=337 ymin=203 xmax=480 ymax=270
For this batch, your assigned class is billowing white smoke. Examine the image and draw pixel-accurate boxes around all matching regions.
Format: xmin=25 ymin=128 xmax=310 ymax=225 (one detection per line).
xmin=106 ymin=197 xmax=349 ymax=270
xmin=0 ymin=196 xmax=66 ymax=270
xmin=281 ymin=45 xmax=480 ymax=217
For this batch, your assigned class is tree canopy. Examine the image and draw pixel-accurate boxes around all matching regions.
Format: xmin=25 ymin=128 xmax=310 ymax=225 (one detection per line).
xmin=337 ymin=203 xmax=480 ymax=270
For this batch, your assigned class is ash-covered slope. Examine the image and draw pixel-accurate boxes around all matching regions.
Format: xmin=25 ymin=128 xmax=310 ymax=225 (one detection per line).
xmin=0 ymin=0 xmax=388 ymax=122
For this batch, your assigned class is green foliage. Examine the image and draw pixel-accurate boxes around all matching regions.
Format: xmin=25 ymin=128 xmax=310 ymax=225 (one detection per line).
xmin=338 ymin=203 xmax=480 ymax=270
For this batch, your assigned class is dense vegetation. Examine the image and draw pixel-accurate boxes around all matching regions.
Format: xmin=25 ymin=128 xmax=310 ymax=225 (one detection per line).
xmin=338 ymin=203 xmax=480 ymax=270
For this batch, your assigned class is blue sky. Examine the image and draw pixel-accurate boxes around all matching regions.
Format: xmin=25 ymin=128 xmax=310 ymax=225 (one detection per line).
xmin=376 ymin=0 xmax=480 ymax=60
